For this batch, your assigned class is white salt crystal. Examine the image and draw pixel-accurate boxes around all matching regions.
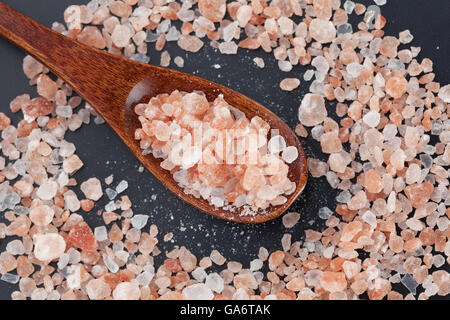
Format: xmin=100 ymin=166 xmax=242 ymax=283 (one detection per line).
xmin=131 ymin=214 xmax=149 ymax=229
xmin=182 ymin=283 xmax=214 ymax=300
xmin=282 ymin=146 xmax=298 ymax=164
xmin=268 ymin=135 xmax=286 ymax=154
xmin=205 ymin=273 xmax=224 ymax=293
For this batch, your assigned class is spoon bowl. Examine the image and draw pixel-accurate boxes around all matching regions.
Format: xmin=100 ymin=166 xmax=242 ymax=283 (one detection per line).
xmin=0 ymin=2 xmax=307 ymax=223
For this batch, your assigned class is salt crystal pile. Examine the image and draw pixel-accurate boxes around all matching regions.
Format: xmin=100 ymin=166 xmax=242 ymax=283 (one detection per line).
xmin=134 ymin=90 xmax=298 ymax=212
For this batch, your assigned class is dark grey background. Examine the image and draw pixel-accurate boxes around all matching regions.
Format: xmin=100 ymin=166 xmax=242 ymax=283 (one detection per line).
xmin=0 ymin=0 xmax=449 ymax=299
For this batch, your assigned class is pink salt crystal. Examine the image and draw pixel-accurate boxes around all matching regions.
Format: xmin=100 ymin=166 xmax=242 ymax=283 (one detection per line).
xmin=438 ymin=84 xmax=450 ymax=103
xmin=86 ymin=278 xmax=111 ymax=300
xmin=278 ymin=17 xmax=293 ymax=35
xmin=236 ymin=5 xmax=252 ymax=27
xmin=286 ymin=277 xmax=305 ymax=292
xmin=380 ymin=36 xmax=400 ymax=58
xmin=36 ymin=180 xmax=58 ymax=201
xmin=298 ymin=94 xmax=327 ymax=126
xmin=23 ymin=97 xmax=54 ymax=118
xmin=0 ymin=113 xmax=11 ymax=130
xmin=182 ymin=283 xmax=214 ymax=300
xmin=9 ymin=94 xmax=31 ymax=113
xmin=268 ymin=250 xmax=284 ymax=270
xmin=29 ymin=205 xmax=54 ymax=226
xmin=77 ymin=26 xmax=106 ymax=49
xmin=341 ymin=221 xmax=363 ymax=242
xmin=63 ymin=154 xmax=83 ymax=174
xmin=386 ymin=75 xmax=408 ymax=99
xmin=309 ymin=19 xmax=336 ymax=44
xmin=329 ymin=153 xmax=346 ymax=173
xmin=320 ymin=271 xmax=347 ymax=293
xmin=68 ymin=222 xmax=98 ymax=252
xmin=320 ymin=132 xmax=342 ymax=154
xmin=109 ymin=1 xmax=132 ymax=18
xmin=22 ymin=55 xmax=44 ymax=79
xmin=112 ymin=282 xmax=140 ymax=300
xmin=80 ymin=178 xmax=103 ymax=201
xmin=280 ymin=78 xmax=300 ymax=91
xmin=307 ymin=158 xmax=328 ymax=178
xmin=210 ymin=250 xmax=226 ymax=265
xmin=111 ymin=25 xmax=132 ymax=48
xmin=37 ymin=74 xmax=58 ymax=101
xmin=33 ymin=233 xmax=66 ymax=262
xmin=364 ymin=169 xmax=384 ymax=193
xmin=198 ymin=0 xmax=226 ymax=23
xmin=404 ymin=182 xmax=434 ymax=208
xmin=177 ymin=35 xmax=204 ymax=53
xmin=282 ymin=146 xmax=299 ymax=164
xmin=347 ymin=191 xmax=368 ymax=210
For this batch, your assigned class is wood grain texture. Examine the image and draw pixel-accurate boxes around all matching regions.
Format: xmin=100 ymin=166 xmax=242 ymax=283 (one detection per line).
xmin=0 ymin=2 xmax=308 ymax=223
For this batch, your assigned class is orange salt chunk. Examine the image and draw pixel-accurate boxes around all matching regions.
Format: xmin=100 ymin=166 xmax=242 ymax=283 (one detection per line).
xmin=404 ymin=182 xmax=434 ymax=208
xmin=386 ymin=75 xmax=408 ymax=99
xmin=198 ymin=0 xmax=226 ymax=22
xmin=23 ymin=97 xmax=54 ymax=118
xmin=363 ymin=169 xmax=383 ymax=193
xmin=340 ymin=221 xmax=363 ymax=242
xmin=319 ymin=271 xmax=347 ymax=293
xmin=68 ymin=222 xmax=98 ymax=252
xmin=403 ymin=238 xmax=422 ymax=252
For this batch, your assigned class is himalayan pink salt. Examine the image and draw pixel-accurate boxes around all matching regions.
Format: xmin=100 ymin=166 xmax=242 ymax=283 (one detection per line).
xmin=22 ymin=55 xmax=44 ymax=79
xmin=77 ymin=26 xmax=106 ymax=49
xmin=8 ymin=216 xmax=31 ymax=237
xmin=438 ymin=84 xmax=450 ymax=103
xmin=236 ymin=5 xmax=252 ymax=27
xmin=282 ymin=146 xmax=299 ymax=164
xmin=63 ymin=154 xmax=83 ymax=174
xmin=309 ymin=19 xmax=336 ymax=44
xmin=16 ymin=256 xmax=34 ymax=278
xmin=329 ymin=153 xmax=346 ymax=173
xmin=29 ymin=205 xmax=54 ymax=226
xmin=386 ymin=75 xmax=408 ymax=99
xmin=177 ymin=35 xmax=204 ymax=53
xmin=283 ymin=212 xmax=300 ymax=229
xmin=298 ymin=94 xmax=327 ymax=126
xmin=404 ymin=182 xmax=434 ymax=208
xmin=198 ymin=0 xmax=226 ymax=22
xmin=37 ymin=74 xmax=58 ymax=101
xmin=36 ymin=180 xmax=58 ymax=201
xmin=320 ymin=132 xmax=342 ymax=154
xmin=319 ymin=271 xmax=347 ymax=293
xmin=112 ymin=282 xmax=140 ymax=300
xmin=86 ymin=278 xmax=111 ymax=300
xmin=33 ymin=233 xmax=66 ymax=262
xmin=280 ymin=78 xmax=300 ymax=91
xmin=68 ymin=222 xmax=99 ymax=252
xmin=380 ymin=36 xmax=400 ymax=58
xmin=347 ymin=191 xmax=368 ymax=210
xmin=23 ymin=97 xmax=54 ymax=119
xmin=80 ymin=178 xmax=103 ymax=201
xmin=111 ymin=24 xmax=132 ymax=48
xmin=182 ymin=283 xmax=214 ymax=300
xmin=9 ymin=94 xmax=30 ymax=113
xmin=109 ymin=1 xmax=132 ymax=18
xmin=364 ymin=169 xmax=383 ymax=193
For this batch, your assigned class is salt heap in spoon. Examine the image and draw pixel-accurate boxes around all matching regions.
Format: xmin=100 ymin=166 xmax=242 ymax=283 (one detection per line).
xmin=134 ymin=90 xmax=298 ymax=213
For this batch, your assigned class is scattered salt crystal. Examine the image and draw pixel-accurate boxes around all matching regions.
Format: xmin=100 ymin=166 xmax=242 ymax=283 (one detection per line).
xmin=94 ymin=226 xmax=108 ymax=241
xmin=205 ymin=273 xmax=224 ymax=293
xmin=280 ymin=78 xmax=300 ymax=91
xmin=174 ymin=56 xmax=184 ymax=68
xmin=253 ymin=57 xmax=265 ymax=68
xmin=130 ymin=214 xmax=149 ymax=229
xmin=115 ymin=180 xmax=128 ymax=193
xmin=1 ymin=273 xmax=19 ymax=284
xmin=318 ymin=207 xmax=333 ymax=220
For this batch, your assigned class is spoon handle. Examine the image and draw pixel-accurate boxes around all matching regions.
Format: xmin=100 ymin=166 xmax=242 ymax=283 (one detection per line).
xmin=0 ymin=2 xmax=146 ymax=122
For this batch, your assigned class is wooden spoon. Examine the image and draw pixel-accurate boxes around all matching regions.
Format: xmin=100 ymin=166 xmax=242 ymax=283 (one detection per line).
xmin=0 ymin=2 xmax=307 ymax=223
